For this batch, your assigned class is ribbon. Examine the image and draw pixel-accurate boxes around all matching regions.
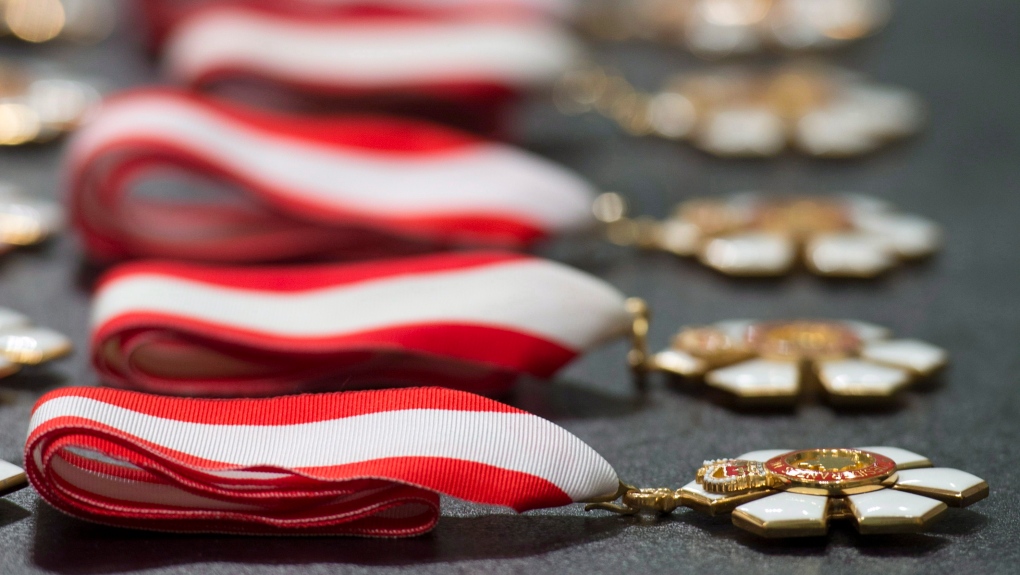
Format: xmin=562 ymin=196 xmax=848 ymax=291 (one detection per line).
xmin=67 ymin=89 xmax=596 ymax=263
xmin=139 ymin=1 xmax=579 ymax=51
xmin=26 ymin=386 xmax=620 ymax=536
xmin=91 ymin=252 xmax=633 ymax=396
xmin=158 ymin=5 xmax=580 ymax=100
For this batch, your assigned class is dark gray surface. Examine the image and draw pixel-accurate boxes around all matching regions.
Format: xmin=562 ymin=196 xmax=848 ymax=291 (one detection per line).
xmin=1 ymin=0 xmax=1019 ymax=573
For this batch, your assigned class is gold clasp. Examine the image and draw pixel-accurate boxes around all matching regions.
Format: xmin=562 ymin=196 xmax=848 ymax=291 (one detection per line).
xmin=584 ymin=481 xmax=684 ymax=516
xmin=625 ymin=297 xmax=650 ymax=391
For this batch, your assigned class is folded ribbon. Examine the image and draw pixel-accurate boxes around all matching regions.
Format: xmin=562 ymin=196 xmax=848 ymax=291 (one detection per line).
xmin=67 ymin=89 xmax=596 ymax=262
xmin=91 ymin=252 xmax=633 ymax=396
xmin=139 ymin=0 xmax=579 ymax=51
xmin=26 ymin=386 xmax=620 ymax=535
xmin=160 ymin=5 xmax=581 ymax=99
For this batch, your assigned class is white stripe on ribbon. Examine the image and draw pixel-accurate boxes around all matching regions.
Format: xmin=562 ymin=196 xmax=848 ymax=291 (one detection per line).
xmin=30 ymin=396 xmax=620 ymax=502
xmin=165 ymin=9 xmax=582 ymax=89
xmin=71 ymin=96 xmax=596 ymax=232
xmin=92 ymin=259 xmax=632 ymax=352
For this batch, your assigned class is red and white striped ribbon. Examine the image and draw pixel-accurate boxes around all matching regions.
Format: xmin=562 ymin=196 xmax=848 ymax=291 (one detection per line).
xmin=67 ymin=89 xmax=596 ymax=263
xmin=158 ymin=4 xmax=580 ymax=99
xmin=26 ymin=386 xmax=620 ymax=536
xmin=91 ymin=252 xmax=633 ymax=397
xmin=139 ymin=0 xmax=579 ymax=51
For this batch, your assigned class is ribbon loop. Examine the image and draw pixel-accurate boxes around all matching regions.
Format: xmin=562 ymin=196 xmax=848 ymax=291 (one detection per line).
xmin=67 ymin=89 xmax=596 ymax=262
xmin=139 ymin=1 xmax=580 ymax=52
xmin=161 ymin=5 xmax=581 ymax=98
xmin=27 ymin=386 xmax=620 ymax=536
xmin=91 ymin=252 xmax=632 ymax=396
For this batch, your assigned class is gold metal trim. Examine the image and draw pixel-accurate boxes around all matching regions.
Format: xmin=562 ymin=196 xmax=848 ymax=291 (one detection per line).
xmin=679 ymin=486 xmax=773 ymax=517
xmin=584 ymin=485 xmax=683 ymax=516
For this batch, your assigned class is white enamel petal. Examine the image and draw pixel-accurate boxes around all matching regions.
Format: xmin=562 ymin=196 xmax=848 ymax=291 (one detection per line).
xmin=0 ymin=198 xmax=64 ymax=244
xmin=894 ymin=468 xmax=989 ymax=506
xmin=0 ymin=308 xmax=30 ymax=331
xmin=735 ymin=449 xmax=793 ymax=463
xmin=658 ymin=219 xmax=701 ymax=255
xmin=853 ymin=212 xmax=942 ymax=258
xmin=0 ymin=327 xmax=73 ymax=364
xmin=856 ymin=446 xmax=931 ymax=469
xmin=733 ymin=492 xmax=829 ymax=537
xmin=705 ymin=359 xmax=799 ymax=398
xmin=0 ymin=459 xmax=26 ymax=492
xmin=806 ymin=233 xmax=895 ymax=276
xmin=796 ymin=104 xmax=879 ymax=156
xmin=847 ymin=489 xmax=946 ymax=534
xmin=842 ymin=84 xmax=925 ymax=137
xmin=817 ymin=359 xmax=912 ymax=397
xmin=652 ymin=349 xmax=707 ymax=377
xmin=700 ymin=233 xmax=796 ymax=276
xmin=686 ymin=15 xmax=762 ymax=56
xmin=860 ymin=339 xmax=947 ymax=374
xmin=697 ymin=107 xmax=786 ymax=157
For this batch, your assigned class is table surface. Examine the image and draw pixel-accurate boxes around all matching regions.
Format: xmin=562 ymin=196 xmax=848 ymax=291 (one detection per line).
xmin=2 ymin=1 xmax=1018 ymax=574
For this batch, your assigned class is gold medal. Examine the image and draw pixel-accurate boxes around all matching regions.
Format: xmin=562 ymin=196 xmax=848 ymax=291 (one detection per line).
xmin=579 ymin=0 xmax=892 ymax=57
xmin=587 ymin=447 xmax=988 ymax=538
xmin=0 ymin=60 xmax=100 ymax=145
xmin=0 ymin=307 xmax=72 ymax=376
xmin=639 ymin=317 xmax=945 ymax=405
xmin=557 ymin=64 xmax=924 ymax=157
xmin=596 ymin=192 xmax=940 ymax=277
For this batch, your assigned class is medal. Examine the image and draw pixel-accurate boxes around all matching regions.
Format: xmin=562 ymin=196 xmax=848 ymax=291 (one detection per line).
xmin=596 ymin=192 xmax=941 ymax=277
xmin=590 ymin=447 xmax=987 ymax=538
xmin=25 ymin=387 xmax=988 ymax=539
xmin=0 ymin=60 xmax=101 ymax=146
xmin=580 ymin=0 xmax=891 ymax=57
xmin=0 ymin=185 xmax=63 ymax=254
xmin=0 ymin=307 xmax=72 ymax=377
xmin=65 ymin=90 xmax=942 ymax=267
xmin=556 ymin=63 xmax=924 ymax=157
xmin=89 ymin=251 xmax=944 ymax=402
xmin=649 ymin=318 xmax=945 ymax=404
xmin=67 ymin=89 xmax=595 ymax=262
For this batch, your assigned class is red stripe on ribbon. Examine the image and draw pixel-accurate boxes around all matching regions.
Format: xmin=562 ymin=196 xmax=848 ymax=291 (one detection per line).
xmin=94 ymin=251 xmax=524 ymax=293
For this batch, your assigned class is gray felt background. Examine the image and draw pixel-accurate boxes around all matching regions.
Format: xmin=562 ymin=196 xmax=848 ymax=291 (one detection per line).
xmin=0 ymin=0 xmax=1018 ymax=573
